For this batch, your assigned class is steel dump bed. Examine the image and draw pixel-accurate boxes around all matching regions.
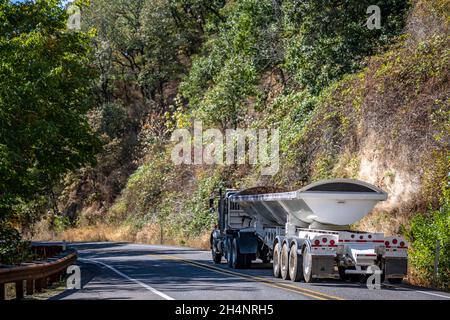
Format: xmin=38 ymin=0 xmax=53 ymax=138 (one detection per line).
xmin=231 ymin=179 xmax=387 ymax=227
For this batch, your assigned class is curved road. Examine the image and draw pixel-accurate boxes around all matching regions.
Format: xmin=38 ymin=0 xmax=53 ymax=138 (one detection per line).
xmin=52 ymin=242 xmax=450 ymax=301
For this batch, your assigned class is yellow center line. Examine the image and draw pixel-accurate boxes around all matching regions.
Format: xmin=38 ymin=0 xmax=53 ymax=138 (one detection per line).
xmin=150 ymin=254 xmax=344 ymax=301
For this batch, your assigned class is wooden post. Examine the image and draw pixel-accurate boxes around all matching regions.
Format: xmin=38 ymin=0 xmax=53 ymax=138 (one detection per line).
xmin=15 ymin=281 xmax=24 ymax=300
xmin=26 ymin=279 xmax=34 ymax=296
xmin=433 ymin=240 xmax=441 ymax=287
xmin=41 ymin=277 xmax=48 ymax=290
xmin=0 ymin=283 xmax=5 ymax=300
xmin=35 ymin=278 xmax=43 ymax=293
xmin=49 ymin=273 xmax=59 ymax=286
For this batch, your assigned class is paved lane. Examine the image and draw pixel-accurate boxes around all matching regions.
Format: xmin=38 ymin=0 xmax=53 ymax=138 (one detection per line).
xmin=52 ymin=242 xmax=450 ymax=301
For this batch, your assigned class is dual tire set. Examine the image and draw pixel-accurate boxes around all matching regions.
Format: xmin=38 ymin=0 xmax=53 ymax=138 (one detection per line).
xmin=212 ymin=237 xmax=252 ymax=269
xmin=273 ymin=242 xmax=314 ymax=283
xmin=212 ymin=237 xmax=405 ymax=285
xmin=272 ymin=242 xmax=405 ymax=285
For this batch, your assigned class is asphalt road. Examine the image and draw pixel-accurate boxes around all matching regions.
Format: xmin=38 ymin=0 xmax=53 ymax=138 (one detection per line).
xmin=51 ymin=242 xmax=450 ymax=301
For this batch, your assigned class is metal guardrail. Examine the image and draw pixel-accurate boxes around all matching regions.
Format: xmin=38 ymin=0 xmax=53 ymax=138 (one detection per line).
xmin=0 ymin=246 xmax=77 ymax=300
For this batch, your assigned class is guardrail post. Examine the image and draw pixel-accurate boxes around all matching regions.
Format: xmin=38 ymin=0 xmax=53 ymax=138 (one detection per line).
xmin=55 ymin=272 xmax=62 ymax=283
xmin=41 ymin=277 xmax=48 ymax=290
xmin=26 ymin=279 xmax=34 ymax=296
xmin=0 ymin=249 xmax=76 ymax=299
xmin=35 ymin=278 xmax=43 ymax=293
xmin=15 ymin=281 xmax=24 ymax=300
xmin=0 ymin=283 xmax=5 ymax=300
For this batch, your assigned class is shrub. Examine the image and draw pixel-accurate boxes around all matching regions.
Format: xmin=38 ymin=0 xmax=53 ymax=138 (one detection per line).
xmin=406 ymin=186 xmax=450 ymax=289
xmin=182 ymin=171 xmax=225 ymax=236
xmin=0 ymin=222 xmax=32 ymax=265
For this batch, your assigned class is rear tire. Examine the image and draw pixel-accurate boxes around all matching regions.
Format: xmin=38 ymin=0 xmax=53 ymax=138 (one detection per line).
xmin=226 ymin=237 xmax=233 ymax=268
xmin=289 ymin=244 xmax=303 ymax=282
xmin=212 ymin=248 xmax=222 ymax=264
xmin=231 ymin=238 xmax=245 ymax=269
xmin=261 ymin=258 xmax=271 ymax=264
xmin=302 ymin=246 xmax=315 ymax=283
xmin=281 ymin=243 xmax=290 ymax=280
xmin=273 ymin=243 xmax=281 ymax=278
xmin=338 ymin=267 xmax=349 ymax=281
xmin=244 ymin=255 xmax=252 ymax=269
xmin=387 ymin=278 xmax=403 ymax=285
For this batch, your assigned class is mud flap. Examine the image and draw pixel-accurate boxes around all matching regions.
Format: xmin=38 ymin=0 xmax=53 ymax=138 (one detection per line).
xmin=312 ymin=256 xmax=337 ymax=279
xmin=237 ymin=231 xmax=258 ymax=255
xmin=385 ymin=258 xmax=408 ymax=278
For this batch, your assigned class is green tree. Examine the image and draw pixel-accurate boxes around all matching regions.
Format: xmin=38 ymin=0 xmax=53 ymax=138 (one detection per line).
xmin=0 ymin=0 xmax=101 ymax=224
xmin=284 ymin=0 xmax=410 ymax=94
xmin=181 ymin=0 xmax=410 ymax=126
xmin=181 ymin=0 xmax=284 ymax=127
xmin=83 ymin=0 xmax=226 ymax=114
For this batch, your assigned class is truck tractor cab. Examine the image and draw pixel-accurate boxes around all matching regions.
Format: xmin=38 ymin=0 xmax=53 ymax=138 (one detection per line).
xmin=210 ymin=189 xmax=263 ymax=268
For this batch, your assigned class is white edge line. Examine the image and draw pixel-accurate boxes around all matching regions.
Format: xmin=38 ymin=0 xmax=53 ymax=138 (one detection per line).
xmin=391 ymin=285 xmax=450 ymax=299
xmin=79 ymin=258 xmax=175 ymax=300
xmin=79 ymin=258 xmax=450 ymax=301
xmin=414 ymin=290 xmax=450 ymax=299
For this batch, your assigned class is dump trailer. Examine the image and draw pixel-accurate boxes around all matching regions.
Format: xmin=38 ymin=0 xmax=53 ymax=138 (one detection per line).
xmin=210 ymin=179 xmax=408 ymax=283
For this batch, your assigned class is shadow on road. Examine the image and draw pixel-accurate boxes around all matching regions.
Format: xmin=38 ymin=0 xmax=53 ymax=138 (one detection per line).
xmin=50 ymin=242 xmax=448 ymax=300
xmin=52 ymin=256 xmax=263 ymax=300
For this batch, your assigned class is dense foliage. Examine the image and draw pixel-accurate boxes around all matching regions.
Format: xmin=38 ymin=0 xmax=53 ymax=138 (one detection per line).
xmin=181 ymin=0 xmax=410 ymax=126
xmin=0 ymin=0 xmax=448 ymax=289
xmin=0 ymin=0 xmax=100 ymax=259
xmin=0 ymin=221 xmax=32 ymax=265
xmin=407 ymin=186 xmax=450 ymax=289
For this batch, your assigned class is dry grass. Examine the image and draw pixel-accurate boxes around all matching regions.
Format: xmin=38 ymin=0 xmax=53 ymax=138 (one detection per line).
xmin=58 ymin=225 xmax=134 ymax=243
xmin=5 ymin=283 xmax=15 ymax=300
xmin=42 ymin=223 xmax=211 ymax=250
xmin=406 ymin=268 xmax=433 ymax=288
xmin=134 ymin=224 xmax=211 ymax=249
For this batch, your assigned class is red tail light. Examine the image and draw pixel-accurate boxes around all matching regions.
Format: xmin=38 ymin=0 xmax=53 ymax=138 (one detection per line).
xmin=330 ymin=240 xmax=335 ymax=246
xmin=392 ymin=238 xmax=398 ymax=245
xmin=400 ymin=241 xmax=405 ymax=247
xmin=314 ymin=240 xmax=320 ymax=246
xmin=385 ymin=241 xmax=390 ymax=246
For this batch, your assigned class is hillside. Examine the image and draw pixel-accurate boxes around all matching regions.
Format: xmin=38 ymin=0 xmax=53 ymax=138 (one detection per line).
xmin=3 ymin=0 xmax=448 ymax=289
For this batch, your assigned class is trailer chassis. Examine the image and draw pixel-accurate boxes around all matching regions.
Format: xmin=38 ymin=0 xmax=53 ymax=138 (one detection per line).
xmin=211 ymin=225 xmax=408 ymax=284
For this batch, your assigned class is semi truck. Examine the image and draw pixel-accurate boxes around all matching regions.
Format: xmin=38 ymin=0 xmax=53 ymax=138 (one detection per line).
xmin=210 ymin=179 xmax=408 ymax=283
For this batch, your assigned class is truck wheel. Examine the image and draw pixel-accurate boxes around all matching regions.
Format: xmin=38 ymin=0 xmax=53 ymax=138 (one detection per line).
xmin=338 ymin=267 xmax=349 ymax=281
xmin=244 ymin=255 xmax=252 ymax=269
xmin=280 ymin=243 xmax=290 ymax=280
xmin=212 ymin=249 xmax=222 ymax=264
xmin=261 ymin=257 xmax=271 ymax=264
xmin=226 ymin=238 xmax=233 ymax=268
xmin=387 ymin=278 xmax=403 ymax=285
xmin=273 ymin=243 xmax=281 ymax=278
xmin=232 ymin=238 xmax=245 ymax=269
xmin=302 ymin=246 xmax=315 ymax=283
xmin=289 ymin=244 xmax=303 ymax=282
